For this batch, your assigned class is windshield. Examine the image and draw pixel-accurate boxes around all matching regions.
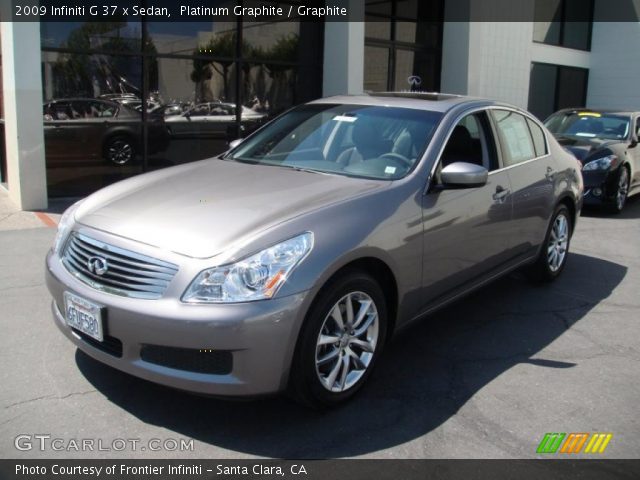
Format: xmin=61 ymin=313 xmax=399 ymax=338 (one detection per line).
xmin=545 ymin=111 xmax=630 ymax=140
xmin=226 ymin=103 xmax=443 ymax=180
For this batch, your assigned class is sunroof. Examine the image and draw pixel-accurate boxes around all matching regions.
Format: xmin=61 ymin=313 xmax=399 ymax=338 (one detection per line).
xmin=370 ymin=92 xmax=462 ymax=101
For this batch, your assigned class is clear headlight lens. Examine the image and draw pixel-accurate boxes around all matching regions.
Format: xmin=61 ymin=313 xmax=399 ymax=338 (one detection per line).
xmin=53 ymin=200 xmax=83 ymax=254
xmin=583 ymin=155 xmax=618 ymax=171
xmin=182 ymin=232 xmax=314 ymax=304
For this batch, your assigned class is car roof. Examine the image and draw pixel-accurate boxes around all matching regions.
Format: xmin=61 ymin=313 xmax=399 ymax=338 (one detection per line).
xmin=46 ymin=98 xmax=120 ymax=107
xmin=309 ymin=92 xmax=502 ymax=113
xmin=553 ymin=107 xmax=638 ymax=117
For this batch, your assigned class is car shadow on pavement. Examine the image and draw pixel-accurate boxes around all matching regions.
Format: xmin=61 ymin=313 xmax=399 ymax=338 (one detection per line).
xmin=76 ymin=252 xmax=626 ymax=458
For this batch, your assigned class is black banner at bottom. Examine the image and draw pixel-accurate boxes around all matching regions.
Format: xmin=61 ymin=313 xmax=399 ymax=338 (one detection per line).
xmin=1 ymin=459 xmax=640 ymax=480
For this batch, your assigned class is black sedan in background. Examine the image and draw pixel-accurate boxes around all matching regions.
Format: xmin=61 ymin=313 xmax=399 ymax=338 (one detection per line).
xmin=43 ymin=99 xmax=170 ymax=166
xmin=545 ymin=109 xmax=640 ymax=213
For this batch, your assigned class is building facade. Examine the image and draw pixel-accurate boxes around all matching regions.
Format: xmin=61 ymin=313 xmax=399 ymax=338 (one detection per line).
xmin=1 ymin=0 xmax=639 ymax=209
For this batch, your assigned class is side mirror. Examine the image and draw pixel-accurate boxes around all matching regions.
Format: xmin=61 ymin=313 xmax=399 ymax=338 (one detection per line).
xmin=228 ymin=138 xmax=243 ymax=149
xmin=629 ymin=136 xmax=638 ymax=148
xmin=440 ymin=162 xmax=488 ymax=188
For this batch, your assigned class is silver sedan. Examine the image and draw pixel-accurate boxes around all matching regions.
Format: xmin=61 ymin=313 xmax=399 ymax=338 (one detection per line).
xmin=46 ymin=93 xmax=583 ymax=407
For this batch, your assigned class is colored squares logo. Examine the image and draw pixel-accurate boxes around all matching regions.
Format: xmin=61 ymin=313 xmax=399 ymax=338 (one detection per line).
xmin=537 ymin=433 xmax=613 ymax=454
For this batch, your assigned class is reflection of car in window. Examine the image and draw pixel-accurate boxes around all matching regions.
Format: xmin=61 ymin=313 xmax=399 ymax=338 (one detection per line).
xmin=545 ymin=109 xmax=640 ymax=213
xmin=43 ymin=98 xmax=170 ymax=166
xmin=165 ymin=102 xmax=266 ymax=138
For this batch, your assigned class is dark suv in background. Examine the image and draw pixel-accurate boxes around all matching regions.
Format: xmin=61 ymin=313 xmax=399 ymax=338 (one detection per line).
xmin=43 ymin=99 xmax=170 ymax=166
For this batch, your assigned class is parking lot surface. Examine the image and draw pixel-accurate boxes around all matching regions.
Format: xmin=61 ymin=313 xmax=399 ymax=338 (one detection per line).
xmin=1 ymin=197 xmax=639 ymax=459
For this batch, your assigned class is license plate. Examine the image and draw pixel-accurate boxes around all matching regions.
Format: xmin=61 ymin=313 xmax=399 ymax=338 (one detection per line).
xmin=63 ymin=292 xmax=104 ymax=342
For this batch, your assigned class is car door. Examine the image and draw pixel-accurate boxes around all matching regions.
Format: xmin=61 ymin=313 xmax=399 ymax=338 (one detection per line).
xmin=168 ymin=105 xmax=210 ymax=137
xmin=69 ymin=100 xmax=109 ymax=160
xmin=43 ymin=101 xmax=83 ymax=161
xmin=420 ymin=110 xmax=515 ymax=307
xmin=204 ymin=104 xmax=235 ymax=138
xmin=490 ymin=109 xmax=556 ymax=260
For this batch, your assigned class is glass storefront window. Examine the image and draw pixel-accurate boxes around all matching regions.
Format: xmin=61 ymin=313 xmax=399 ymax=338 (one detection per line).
xmin=41 ymin=21 xmax=142 ymax=53
xmin=394 ymin=49 xmax=438 ymax=91
xmin=41 ymin=17 xmax=323 ymax=197
xmin=395 ymin=21 xmax=440 ymax=47
xmin=533 ymin=0 xmax=593 ymax=51
xmin=41 ymin=51 xmax=145 ymax=196
xmin=364 ymin=46 xmax=390 ymax=92
xmin=365 ymin=0 xmax=443 ymax=93
xmin=528 ymin=62 xmax=589 ymax=120
xmin=365 ymin=18 xmax=391 ymax=40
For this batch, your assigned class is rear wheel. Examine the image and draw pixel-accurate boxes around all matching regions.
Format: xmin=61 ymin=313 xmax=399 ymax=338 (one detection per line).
xmin=526 ymin=204 xmax=572 ymax=282
xmin=104 ymin=136 xmax=135 ymax=166
xmin=289 ymin=271 xmax=387 ymax=408
xmin=607 ymin=166 xmax=629 ymax=214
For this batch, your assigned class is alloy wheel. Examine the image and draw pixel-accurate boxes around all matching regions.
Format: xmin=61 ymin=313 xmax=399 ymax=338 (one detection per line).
xmin=108 ymin=140 xmax=133 ymax=165
xmin=616 ymin=168 xmax=629 ymax=211
xmin=547 ymin=213 xmax=569 ymax=272
xmin=315 ymin=291 xmax=379 ymax=393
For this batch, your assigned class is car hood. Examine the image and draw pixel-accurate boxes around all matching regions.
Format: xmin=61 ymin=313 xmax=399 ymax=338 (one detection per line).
xmin=555 ymin=136 xmax=622 ymax=162
xmin=75 ymin=159 xmax=386 ymax=259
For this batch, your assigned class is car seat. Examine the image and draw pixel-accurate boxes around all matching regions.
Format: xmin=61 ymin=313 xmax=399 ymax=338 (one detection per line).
xmin=337 ymin=119 xmax=392 ymax=167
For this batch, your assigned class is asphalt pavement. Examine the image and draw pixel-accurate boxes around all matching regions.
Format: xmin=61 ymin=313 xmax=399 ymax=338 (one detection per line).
xmin=1 ymin=193 xmax=639 ymax=459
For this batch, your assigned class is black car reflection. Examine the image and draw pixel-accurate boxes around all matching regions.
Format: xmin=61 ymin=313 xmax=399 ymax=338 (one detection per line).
xmin=43 ymin=98 xmax=170 ymax=166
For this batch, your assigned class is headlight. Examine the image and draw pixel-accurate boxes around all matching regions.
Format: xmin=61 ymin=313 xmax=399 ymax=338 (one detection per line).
xmin=53 ymin=200 xmax=83 ymax=254
xmin=182 ymin=232 xmax=314 ymax=303
xmin=582 ymin=155 xmax=618 ymax=171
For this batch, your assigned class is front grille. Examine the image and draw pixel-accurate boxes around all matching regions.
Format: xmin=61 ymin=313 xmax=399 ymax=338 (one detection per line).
xmin=62 ymin=233 xmax=178 ymax=299
xmin=140 ymin=345 xmax=233 ymax=375
xmin=72 ymin=328 xmax=123 ymax=357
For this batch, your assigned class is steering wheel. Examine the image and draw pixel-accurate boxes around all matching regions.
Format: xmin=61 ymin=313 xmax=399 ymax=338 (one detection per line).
xmin=379 ymin=152 xmax=413 ymax=168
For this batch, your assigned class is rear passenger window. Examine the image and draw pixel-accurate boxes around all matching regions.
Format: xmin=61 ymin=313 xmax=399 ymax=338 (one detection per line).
xmin=491 ymin=110 xmax=536 ymax=167
xmin=527 ymin=118 xmax=547 ymax=157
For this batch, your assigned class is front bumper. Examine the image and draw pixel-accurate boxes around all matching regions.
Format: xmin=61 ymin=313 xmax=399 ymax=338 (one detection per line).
xmin=581 ymin=169 xmax=618 ymax=206
xmin=46 ymin=247 xmax=310 ymax=397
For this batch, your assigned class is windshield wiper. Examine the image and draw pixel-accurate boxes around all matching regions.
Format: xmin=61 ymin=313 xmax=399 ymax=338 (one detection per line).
xmin=277 ymin=164 xmax=335 ymax=176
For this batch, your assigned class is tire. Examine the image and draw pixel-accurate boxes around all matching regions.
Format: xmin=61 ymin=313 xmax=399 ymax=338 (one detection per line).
xmin=289 ymin=271 xmax=388 ymax=409
xmin=606 ymin=165 xmax=630 ymax=214
xmin=526 ymin=204 xmax=572 ymax=283
xmin=104 ymin=136 xmax=135 ymax=166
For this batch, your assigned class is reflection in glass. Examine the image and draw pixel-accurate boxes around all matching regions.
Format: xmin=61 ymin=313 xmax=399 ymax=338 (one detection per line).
xmin=40 ymin=19 xmax=323 ymax=196
xmin=364 ymin=46 xmax=390 ymax=92
xmin=394 ymin=49 xmax=438 ymax=91
xmin=41 ymin=21 xmax=142 ymax=52
xmin=41 ymin=52 xmax=148 ymax=196
xmin=396 ymin=21 xmax=440 ymax=47
xmin=365 ymin=18 xmax=391 ymax=40
xmin=365 ymin=0 xmax=393 ymax=15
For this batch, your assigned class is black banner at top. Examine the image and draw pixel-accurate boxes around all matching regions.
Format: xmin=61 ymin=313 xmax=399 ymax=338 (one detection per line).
xmin=2 ymin=0 xmax=640 ymax=22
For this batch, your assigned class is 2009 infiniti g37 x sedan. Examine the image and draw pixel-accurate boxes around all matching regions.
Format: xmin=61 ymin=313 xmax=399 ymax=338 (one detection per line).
xmin=46 ymin=93 xmax=583 ymax=407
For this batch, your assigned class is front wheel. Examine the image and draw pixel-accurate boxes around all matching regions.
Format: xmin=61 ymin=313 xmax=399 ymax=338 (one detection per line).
xmin=289 ymin=271 xmax=387 ymax=408
xmin=607 ymin=166 xmax=629 ymax=214
xmin=526 ymin=204 xmax=572 ymax=282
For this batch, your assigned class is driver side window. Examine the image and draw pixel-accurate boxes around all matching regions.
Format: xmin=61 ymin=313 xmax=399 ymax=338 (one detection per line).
xmin=438 ymin=111 xmax=498 ymax=183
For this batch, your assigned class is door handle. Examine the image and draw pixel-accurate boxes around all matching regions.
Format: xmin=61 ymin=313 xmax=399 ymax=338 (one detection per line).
xmin=493 ymin=186 xmax=510 ymax=202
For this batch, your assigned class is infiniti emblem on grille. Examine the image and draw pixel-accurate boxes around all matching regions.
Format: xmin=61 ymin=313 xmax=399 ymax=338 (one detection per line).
xmin=87 ymin=256 xmax=108 ymax=276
